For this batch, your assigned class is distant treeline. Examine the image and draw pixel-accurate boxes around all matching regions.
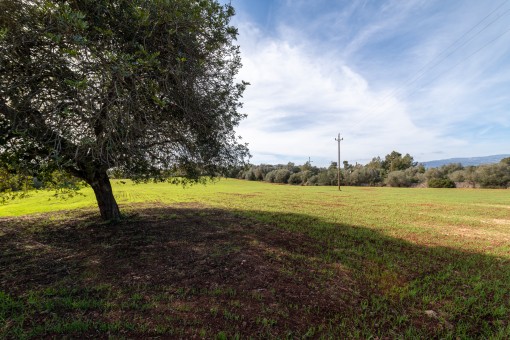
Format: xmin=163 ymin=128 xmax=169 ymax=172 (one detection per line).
xmin=1 ymin=151 xmax=508 ymax=197
xmin=230 ymin=151 xmax=510 ymax=189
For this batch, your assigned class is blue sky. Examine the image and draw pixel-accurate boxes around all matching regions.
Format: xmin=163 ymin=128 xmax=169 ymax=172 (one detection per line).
xmin=225 ymin=0 xmax=510 ymax=166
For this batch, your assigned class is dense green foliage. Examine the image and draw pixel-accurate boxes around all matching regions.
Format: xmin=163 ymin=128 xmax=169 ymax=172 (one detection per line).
xmin=428 ymin=178 xmax=456 ymax=188
xmin=0 ymin=168 xmax=84 ymax=203
xmin=2 ymin=151 xmax=508 ymax=201
xmin=233 ymin=151 xmax=510 ymax=188
xmin=0 ymin=0 xmax=248 ymax=219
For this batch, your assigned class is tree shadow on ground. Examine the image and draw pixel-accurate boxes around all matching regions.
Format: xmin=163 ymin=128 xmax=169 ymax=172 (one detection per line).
xmin=0 ymin=202 xmax=508 ymax=338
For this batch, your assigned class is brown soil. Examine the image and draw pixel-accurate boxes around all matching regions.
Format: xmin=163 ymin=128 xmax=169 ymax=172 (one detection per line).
xmin=0 ymin=203 xmax=362 ymax=338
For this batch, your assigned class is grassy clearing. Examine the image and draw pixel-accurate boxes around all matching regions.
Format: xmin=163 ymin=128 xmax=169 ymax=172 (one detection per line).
xmin=1 ymin=179 xmax=509 ymax=338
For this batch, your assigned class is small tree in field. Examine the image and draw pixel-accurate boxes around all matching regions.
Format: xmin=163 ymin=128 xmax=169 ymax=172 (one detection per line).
xmin=0 ymin=0 xmax=248 ymax=220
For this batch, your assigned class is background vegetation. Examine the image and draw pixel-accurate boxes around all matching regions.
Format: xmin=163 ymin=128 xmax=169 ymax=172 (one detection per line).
xmin=232 ymin=152 xmax=510 ymax=189
xmin=1 ymin=152 xmax=508 ymax=204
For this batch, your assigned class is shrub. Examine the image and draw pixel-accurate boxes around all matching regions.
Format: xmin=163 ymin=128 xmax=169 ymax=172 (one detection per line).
xmin=264 ymin=170 xmax=277 ymax=183
xmin=0 ymin=170 xmax=27 ymax=192
xmin=448 ymin=170 xmax=466 ymax=182
xmin=253 ymin=168 xmax=264 ymax=180
xmin=428 ymin=178 xmax=455 ymax=188
xmin=349 ymin=167 xmax=383 ymax=186
xmin=288 ymin=173 xmax=303 ymax=185
xmin=244 ymin=170 xmax=256 ymax=181
xmin=474 ymin=163 xmax=510 ymax=188
xmin=300 ymin=170 xmax=312 ymax=182
xmin=404 ymin=166 xmax=426 ymax=184
xmin=385 ymin=171 xmax=411 ymax=187
xmin=274 ymin=169 xmax=291 ymax=184
xmin=317 ymin=172 xmax=334 ymax=186
xmin=306 ymin=175 xmax=319 ymax=186
xmin=424 ymin=168 xmax=443 ymax=181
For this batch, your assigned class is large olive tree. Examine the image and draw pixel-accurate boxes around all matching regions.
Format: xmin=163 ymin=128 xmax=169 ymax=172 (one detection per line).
xmin=0 ymin=0 xmax=249 ymax=220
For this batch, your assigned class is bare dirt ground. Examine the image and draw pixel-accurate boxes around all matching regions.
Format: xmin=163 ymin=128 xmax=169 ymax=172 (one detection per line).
xmin=0 ymin=203 xmax=363 ymax=338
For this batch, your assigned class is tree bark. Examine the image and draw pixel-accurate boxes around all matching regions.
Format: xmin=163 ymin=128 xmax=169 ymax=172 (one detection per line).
xmin=86 ymin=170 xmax=121 ymax=221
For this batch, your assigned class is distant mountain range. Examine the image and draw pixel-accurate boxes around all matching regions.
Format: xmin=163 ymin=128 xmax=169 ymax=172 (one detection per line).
xmin=421 ymin=154 xmax=510 ymax=168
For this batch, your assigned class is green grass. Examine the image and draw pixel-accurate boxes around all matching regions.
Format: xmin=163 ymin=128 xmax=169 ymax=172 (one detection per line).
xmin=3 ymin=179 xmax=508 ymax=256
xmin=1 ymin=179 xmax=510 ymax=338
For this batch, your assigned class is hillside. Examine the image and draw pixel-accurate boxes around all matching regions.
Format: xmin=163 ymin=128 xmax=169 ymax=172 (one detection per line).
xmin=421 ymin=154 xmax=510 ymax=168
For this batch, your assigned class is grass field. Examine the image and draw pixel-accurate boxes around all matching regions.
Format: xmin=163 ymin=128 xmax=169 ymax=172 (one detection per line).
xmin=1 ymin=179 xmax=509 ymax=338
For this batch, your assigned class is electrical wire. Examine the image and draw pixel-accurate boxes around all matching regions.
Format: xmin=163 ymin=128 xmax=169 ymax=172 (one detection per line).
xmin=345 ymin=0 xmax=510 ymax=132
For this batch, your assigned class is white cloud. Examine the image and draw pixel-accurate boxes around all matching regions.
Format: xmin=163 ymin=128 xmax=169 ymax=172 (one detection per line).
xmin=232 ymin=1 xmax=510 ymax=165
xmin=235 ymin=22 xmax=454 ymax=165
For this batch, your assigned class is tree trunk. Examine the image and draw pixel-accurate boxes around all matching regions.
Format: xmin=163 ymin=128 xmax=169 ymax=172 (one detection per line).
xmin=87 ymin=170 xmax=121 ymax=221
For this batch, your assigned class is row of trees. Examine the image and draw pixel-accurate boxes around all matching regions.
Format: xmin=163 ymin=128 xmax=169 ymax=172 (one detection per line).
xmin=233 ymin=152 xmax=510 ymax=189
xmin=2 ymin=151 xmax=508 ymax=201
xmin=1 ymin=150 xmax=508 ymax=211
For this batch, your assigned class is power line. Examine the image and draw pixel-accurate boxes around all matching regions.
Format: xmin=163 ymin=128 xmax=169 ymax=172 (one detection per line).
xmin=349 ymin=6 xmax=510 ymax=131
xmin=346 ymin=1 xmax=510 ymax=131
xmin=410 ymin=0 xmax=509 ymax=80
xmin=352 ymin=23 xmax=510 ymax=134
xmin=408 ymin=25 xmax=510 ymax=99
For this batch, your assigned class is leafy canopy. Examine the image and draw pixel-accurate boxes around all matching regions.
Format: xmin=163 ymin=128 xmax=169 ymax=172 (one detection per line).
xmin=0 ymin=0 xmax=249 ymax=185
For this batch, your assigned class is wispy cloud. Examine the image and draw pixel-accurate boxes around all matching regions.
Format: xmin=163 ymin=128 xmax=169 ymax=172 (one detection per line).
xmin=231 ymin=0 xmax=510 ymax=165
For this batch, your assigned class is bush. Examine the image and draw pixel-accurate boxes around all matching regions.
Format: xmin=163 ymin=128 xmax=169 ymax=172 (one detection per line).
xmin=349 ymin=167 xmax=383 ymax=186
xmin=448 ymin=170 xmax=466 ymax=182
xmin=306 ymin=175 xmax=319 ymax=186
xmin=274 ymin=169 xmax=291 ymax=184
xmin=253 ymin=168 xmax=264 ymax=180
xmin=404 ymin=166 xmax=426 ymax=184
xmin=300 ymin=170 xmax=313 ymax=182
xmin=385 ymin=171 xmax=411 ymax=187
xmin=264 ymin=170 xmax=277 ymax=183
xmin=317 ymin=171 xmax=335 ymax=186
xmin=474 ymin=164 xmax=510 ymax=188
xmin=0 ymin=170 xmax=27 ymax=192
xmin=288 ymin=173 xmax=303 ymax=185
xmin=428 ymin=178 xmax=455 ymax=188
xmin=243 ymin=169 xmax=256 ymax=181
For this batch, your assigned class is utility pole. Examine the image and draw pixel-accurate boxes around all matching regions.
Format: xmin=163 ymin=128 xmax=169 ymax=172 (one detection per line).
xmin=335 ymin=133 xmax=343 ymax=191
